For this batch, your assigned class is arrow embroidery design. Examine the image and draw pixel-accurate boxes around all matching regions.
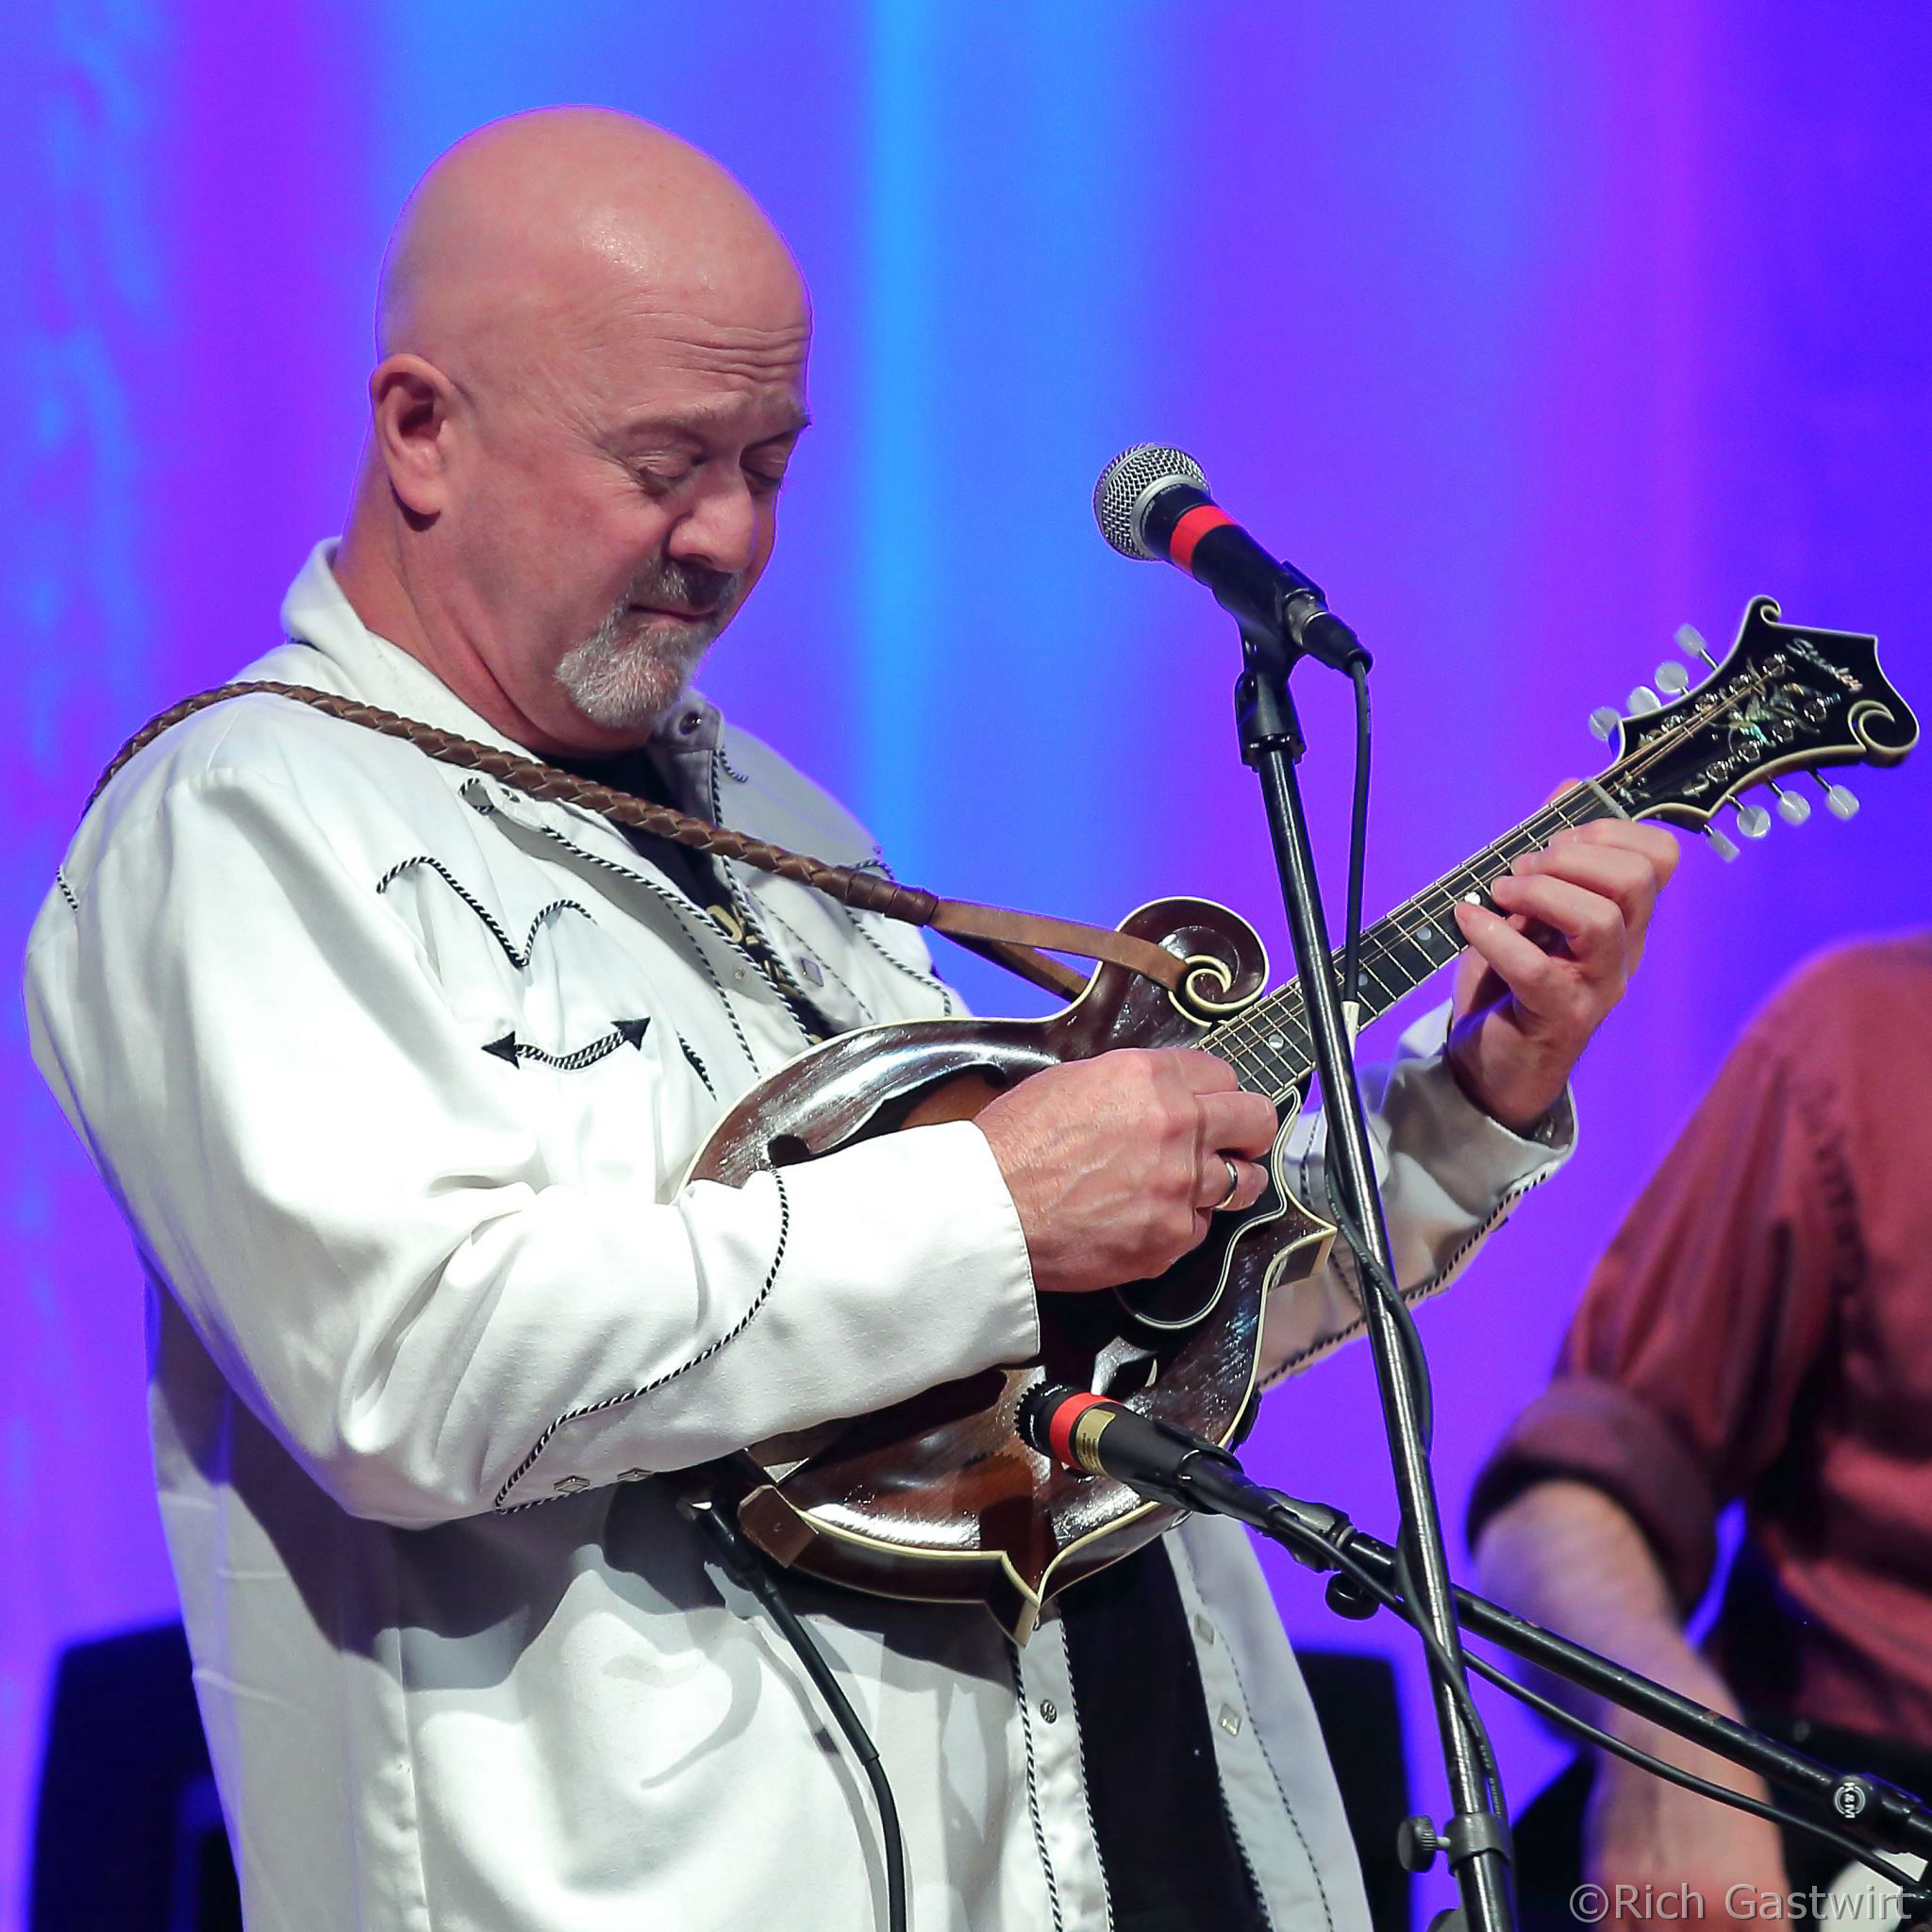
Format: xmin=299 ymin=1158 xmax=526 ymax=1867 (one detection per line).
xmin=482 ymin=1018 xmax=651 ymax=1072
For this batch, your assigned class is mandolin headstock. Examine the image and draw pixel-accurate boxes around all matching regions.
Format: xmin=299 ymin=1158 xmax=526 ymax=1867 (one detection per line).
xmin=1590 ymin=597 xmax=1917 ymax=855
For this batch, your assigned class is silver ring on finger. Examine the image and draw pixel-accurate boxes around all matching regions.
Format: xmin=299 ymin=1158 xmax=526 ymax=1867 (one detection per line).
xmin=1213 ymin=1157 xmax=1241 ymax=1212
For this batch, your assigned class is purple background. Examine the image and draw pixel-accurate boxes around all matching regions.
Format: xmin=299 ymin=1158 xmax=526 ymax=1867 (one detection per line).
xmin=6 ymin=4 xmax=1928 ymax=1922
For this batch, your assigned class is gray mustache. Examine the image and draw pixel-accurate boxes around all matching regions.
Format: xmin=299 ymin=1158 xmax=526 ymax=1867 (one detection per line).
xmin=631 ymin=557 xmax=741 ymax=616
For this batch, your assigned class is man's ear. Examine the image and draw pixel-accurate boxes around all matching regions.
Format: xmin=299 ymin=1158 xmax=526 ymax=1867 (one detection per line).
xmin=369 ymin=354 xmax=457 ymax=518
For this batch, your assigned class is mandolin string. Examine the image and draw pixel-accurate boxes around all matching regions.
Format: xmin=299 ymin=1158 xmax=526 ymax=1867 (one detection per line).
xmin=1203 ymin=795 xmax=1586 ymax=1095
xmin=1201 ymin=657 xmax=1793 ymax=1097
xmin=1211 ymin=791 xmax=1608 ymax=1093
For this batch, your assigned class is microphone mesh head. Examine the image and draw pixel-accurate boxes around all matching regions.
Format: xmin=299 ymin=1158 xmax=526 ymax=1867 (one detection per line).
xmin=1093 ymin=443 xmax=1210 ymax=560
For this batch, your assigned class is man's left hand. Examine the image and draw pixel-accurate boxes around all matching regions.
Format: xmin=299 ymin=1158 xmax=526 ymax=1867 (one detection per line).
xmin=1447 ymin=808 xmax=1679 ymax=1133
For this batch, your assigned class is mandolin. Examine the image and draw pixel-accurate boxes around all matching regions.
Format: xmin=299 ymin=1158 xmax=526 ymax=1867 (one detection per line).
xmin=690 ymin=598 xmax=1917 ymax=1641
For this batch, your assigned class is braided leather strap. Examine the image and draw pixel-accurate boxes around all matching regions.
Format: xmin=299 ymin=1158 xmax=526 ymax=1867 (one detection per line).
xmin=88 ymin=682 xmax=1188 ymax=1001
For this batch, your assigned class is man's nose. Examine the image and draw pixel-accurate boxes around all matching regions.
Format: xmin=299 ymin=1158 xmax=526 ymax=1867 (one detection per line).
xmin=667 ymin=474 xmax=761 ymax=577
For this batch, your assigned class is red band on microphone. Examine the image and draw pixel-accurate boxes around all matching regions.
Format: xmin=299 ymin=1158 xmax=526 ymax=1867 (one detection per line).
xmin=1045 ymin=1391 xmax=1111 ymax=1470
xmin=1170 ymin=504 xmax=1234 ymax=573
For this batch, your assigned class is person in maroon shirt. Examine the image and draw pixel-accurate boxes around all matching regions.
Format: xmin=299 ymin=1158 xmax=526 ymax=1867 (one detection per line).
xmin=1471 ymin=936 xmax=1932 ymax=1928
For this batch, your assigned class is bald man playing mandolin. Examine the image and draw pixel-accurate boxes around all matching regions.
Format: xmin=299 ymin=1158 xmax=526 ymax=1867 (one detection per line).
xmin=27 ymin=108 xmax=1673 ymax=1932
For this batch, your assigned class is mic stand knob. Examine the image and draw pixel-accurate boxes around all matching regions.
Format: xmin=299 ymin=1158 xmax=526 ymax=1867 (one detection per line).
xmin=1396 ymin=1811 xmax=1517 ymax=1880
xmin=1398 ymin=1815 xmax=1445 ymax=1874
xmin=1324 ymin=1573 xmax=1380 ymax=1621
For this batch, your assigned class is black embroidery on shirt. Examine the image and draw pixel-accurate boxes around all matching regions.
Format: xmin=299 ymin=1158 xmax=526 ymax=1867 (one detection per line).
xmin=480 ymin=1019 xmax=651 ymax=1072
xmin=841 ymin=908 xmax=959 ymax=1017
xmin=375 ymin=854 xmax=594 ymax=972
xmin=706 ymin=754 xmax=828 ymax=1041
xmin=528 ymin=822 xmax=764 ymax=1075
xmin=1008 ymin=1644 xmax=1067 ymax=1932
xmin=55 ymin=870 xmax=79 ymax=915
xmin=758 ymin=897 xmax=875 ymax=1024
xmin=677 ymin=1033 xmax=716 ymax=1098
xmin=717 ymin=743 xmax=753 ymax=785
xmin=1218 ymin=1624 xmax=1334 ymax=1932
xmin=843 ymin=854 xmax=959 ymax=1011
xmin=1219 ymin=1786 xmax=1274 ymax=1932
xmin=492 ymin=1169 xmax=791 ymax=1511
xmin=1062 ymin=1681 xmax=1114 ymax=1932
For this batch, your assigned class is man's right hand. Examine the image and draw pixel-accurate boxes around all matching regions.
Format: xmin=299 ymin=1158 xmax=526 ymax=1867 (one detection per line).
xmin=973 ymin=1047 xmax=1278 ymax=1296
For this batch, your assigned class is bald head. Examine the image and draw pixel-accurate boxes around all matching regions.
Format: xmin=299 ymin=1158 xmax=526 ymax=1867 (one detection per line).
xmin=335 ymin=108 xmax=812 ymax=757
xmin=376 ymin=108 xmax=806 ymax=378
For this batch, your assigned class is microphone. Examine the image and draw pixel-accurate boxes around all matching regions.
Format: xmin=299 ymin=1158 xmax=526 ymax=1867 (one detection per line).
xmin=1018 ymin=1381 xmax=1355 ymax=1550
xmin=1091 ymin=444 xmax=1371 ymax=673
xmin=1018 ymin=1382 xmax=1262 ymax=1520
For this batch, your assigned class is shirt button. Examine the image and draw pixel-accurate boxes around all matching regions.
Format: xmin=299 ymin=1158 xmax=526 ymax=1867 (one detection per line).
xmin=1039 ymin=1699 xmax=1058 ymax=1724
xmin=1217 ymin=1704 xmax=1242 ymax=1738
xmin=1193 ymin=1613 xmax=1216 ymax=1647
xmin=553 ymin=1474 xmax=590 ymax=1494
xmin=799 ymin=955 xmax=825 ymax=987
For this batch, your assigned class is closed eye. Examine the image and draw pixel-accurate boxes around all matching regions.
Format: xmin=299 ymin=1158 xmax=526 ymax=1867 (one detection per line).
xmin=628 ymin=459 xmax=695 ymax=497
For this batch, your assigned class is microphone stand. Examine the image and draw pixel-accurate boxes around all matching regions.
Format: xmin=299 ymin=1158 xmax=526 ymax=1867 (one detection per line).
xmin=1084 ymin=1418 xmax=1932 ymax=1927
xmin=1231 ymin=616 xmax=1515 ymax=1932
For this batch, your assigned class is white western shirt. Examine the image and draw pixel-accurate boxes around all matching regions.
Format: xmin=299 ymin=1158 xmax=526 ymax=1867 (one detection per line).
xmin=25 ymin=543 xmax=1569 ymax=1930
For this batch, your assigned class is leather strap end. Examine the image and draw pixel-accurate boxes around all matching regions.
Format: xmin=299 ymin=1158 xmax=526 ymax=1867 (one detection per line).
xmin=929 ymin=900 xmax=1188 ymax=994
xmin=946 ymin=934 xmax=1093 ymax=1002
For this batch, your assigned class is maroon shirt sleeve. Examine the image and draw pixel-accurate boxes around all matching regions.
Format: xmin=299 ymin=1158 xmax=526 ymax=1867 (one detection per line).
xmin=1469 ymin=969 xmax=1857 ymax=1612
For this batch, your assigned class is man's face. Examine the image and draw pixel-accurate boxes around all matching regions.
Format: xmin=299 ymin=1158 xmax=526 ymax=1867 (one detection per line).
xmin=443 ymin=288 xmax=810 ymax=755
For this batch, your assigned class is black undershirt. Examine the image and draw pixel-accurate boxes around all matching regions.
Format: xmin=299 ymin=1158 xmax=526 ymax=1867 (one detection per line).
xmin=550 ymin=745 xmax=727 ymax=919
xmin=551 ymin=744 xmax=841 ymax=1041
xmin=559 ymin=746 xmax=1266 ymax=1923
xmin=1060 ymin=1542 xmax=1272 ymax=1930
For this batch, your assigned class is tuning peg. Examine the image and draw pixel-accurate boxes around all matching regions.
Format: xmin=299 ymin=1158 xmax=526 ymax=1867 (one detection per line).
xmin=1735 ymin=802 xmax=1772 ymax=840
xmin=1589 ymin=707 xmax=1622 ymax=741
xmin=1771 ymin=781 xmax=1810 ymax=825
xmin=1705 ymin=824 xmax=1740 ymax=862
xmin=1655 ymin=660 xmax=1690 ymax=695
xmin=1813 ymin=774 xmax=1859 ymax=820
xmin=1626 ymin=685 xmax=1662 ymax=715
xmin=1674 ymin=623 xmax=1722 ymax=670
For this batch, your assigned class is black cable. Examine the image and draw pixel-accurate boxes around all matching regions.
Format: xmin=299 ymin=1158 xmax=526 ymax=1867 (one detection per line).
xmin=1291 ymin=1516 xmax=1918 ymax=1894
xmin=1341 ymin=658 xmax=1372 ymax=1010
xmin=1330 ymin=1195 xmax=1435 ymax=1452
xmin=687 ymin=1501 xmax=908 ymax=1932
xmin=1456 ymin=1647 xmax=1917 ymax=1891
xmin=1294 ymin=1509 xmax=1506 ymax=1819
xmin=1325 ymin=657 xmax=1436 ymax=1452
xmin=1322 ymin=655 xmax=1499 ymax=1818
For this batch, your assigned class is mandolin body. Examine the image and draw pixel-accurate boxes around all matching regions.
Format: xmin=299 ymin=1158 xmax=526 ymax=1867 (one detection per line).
xmin=686 ymin=898 xmax=1336 ymax=1642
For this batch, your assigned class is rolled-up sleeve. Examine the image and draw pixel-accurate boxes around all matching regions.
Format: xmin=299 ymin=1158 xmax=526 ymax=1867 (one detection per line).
xmin=1468 ymin=995 xmax=1848 ymax=1611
